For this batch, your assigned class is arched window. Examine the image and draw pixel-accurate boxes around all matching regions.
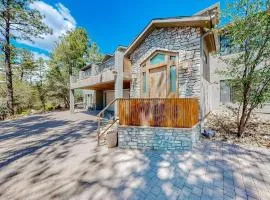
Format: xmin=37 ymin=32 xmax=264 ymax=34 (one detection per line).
xmin=140 ymin=51 xmax=178 ymax=98
xmin=150 ymin=53 xmax=165 ymax=65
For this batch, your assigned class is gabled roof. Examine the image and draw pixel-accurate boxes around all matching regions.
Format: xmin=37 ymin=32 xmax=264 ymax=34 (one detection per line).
xmin=125 ymin=3 xmax=220 ymax=57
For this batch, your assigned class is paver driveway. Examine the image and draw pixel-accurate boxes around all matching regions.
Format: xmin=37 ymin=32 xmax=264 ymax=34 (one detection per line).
xmin=0 ymin=111 xmax=269 ymax=200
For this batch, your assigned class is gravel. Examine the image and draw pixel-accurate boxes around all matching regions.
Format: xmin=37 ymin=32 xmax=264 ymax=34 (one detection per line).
xmin=203 ymin=106 xmax=270 ymax=148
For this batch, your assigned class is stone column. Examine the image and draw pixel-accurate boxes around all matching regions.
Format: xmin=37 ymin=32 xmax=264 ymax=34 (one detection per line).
xmin=70 ymin=89 xmax=75 ymax=114
xmin=114 ymin=49 xmax=124 ymax=118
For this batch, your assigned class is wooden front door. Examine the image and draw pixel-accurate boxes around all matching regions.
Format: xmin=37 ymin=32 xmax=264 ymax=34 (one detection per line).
xmin=149 ymin=66 xmax=167 ymax=98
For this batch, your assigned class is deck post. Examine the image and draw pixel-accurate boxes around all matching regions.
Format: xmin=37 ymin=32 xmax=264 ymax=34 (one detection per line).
xmin=70 ymin=89 xmax=75 ymax=114
xmin=114 ymin=48 xmax=124 ymax=118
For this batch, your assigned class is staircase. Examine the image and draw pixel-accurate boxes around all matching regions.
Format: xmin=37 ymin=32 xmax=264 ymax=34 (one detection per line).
xmin=97 ymin=99 xmax=118 ymax=146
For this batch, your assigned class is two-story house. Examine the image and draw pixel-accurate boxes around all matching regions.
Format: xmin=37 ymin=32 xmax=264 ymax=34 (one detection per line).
xmin=70 ymin=3 xmax=223 ymax=150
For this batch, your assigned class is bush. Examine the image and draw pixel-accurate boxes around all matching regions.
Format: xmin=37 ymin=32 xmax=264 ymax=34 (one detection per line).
xmin=0 ymin=99 xmax=7 ymax=120
xmin=45 ymin=103 xmax=56 ymax=111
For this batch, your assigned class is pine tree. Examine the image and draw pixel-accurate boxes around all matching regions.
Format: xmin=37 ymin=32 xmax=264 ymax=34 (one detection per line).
xmin=0 ymin=0 xmax=51 ymax=116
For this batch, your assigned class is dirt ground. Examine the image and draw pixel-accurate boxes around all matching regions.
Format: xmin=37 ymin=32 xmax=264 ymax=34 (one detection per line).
xmin=204 ymin=106 xmax=270 ymax=148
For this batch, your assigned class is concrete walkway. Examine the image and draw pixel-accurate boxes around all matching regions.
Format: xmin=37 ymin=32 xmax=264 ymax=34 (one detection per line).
xmin=0 ymin=111 xmax=269 ymax=200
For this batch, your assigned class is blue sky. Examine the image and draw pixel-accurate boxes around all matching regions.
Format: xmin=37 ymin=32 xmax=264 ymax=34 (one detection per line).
xmin=18 ymin=0 xmax=226 ymax=58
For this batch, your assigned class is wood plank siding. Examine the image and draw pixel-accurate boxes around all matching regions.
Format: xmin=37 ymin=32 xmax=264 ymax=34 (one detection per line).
xmin=118 ymin=98 xmax=199 ymax=128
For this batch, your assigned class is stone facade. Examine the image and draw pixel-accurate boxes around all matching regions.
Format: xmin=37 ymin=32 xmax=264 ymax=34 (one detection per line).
xmin=118 ymin=123 xmax=200 ymax=150
xmin=130 ymin=27 xmax=202 ymax=98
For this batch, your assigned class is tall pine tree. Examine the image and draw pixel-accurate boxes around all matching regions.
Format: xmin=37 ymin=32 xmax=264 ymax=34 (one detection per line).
xmin=0 ymin=0 xmax=51 ymax=116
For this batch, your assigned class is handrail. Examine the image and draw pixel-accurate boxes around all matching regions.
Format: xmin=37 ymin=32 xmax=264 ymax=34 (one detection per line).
xmin=97 ymin=98 xmax=118 ymax=117
xmin=98 ymin=119 xmax=118 ymax=138
xmin=97 ymin=98 xmax=118 ymax=145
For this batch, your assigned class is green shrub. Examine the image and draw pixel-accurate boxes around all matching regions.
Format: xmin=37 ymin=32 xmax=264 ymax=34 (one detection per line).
xmin=45 ymin=103 xmax=56 ymax=111
xmin=0 ymin=99 xmax=7 ymax=120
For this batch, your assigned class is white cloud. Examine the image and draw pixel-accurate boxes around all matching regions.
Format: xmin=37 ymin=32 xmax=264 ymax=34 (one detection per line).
xmin=18 ymin=1 xmax=76 ymax=52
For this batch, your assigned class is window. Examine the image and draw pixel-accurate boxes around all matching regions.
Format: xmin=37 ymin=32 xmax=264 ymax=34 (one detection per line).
xmin=150 ymin=53 xmax=165 ymax=65
xmin=220 ymin=35 xmax=243 ymax=56
xmin=170 ymin=66 xmax=177 ymax=92
xmin=220 ymin=36 xmax=232 ymax=56
xmin=220 ymin=80 xmax=233 ymax=103
xmin=143 ymin=72 xmax=147 ymax=94
xmin=140 ymin=51 xmax=178 ymax=97
xmin=170 ymin=56 xmax=176 ymax=61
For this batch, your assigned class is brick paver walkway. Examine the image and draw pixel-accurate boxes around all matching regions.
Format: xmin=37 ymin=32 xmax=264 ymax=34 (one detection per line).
xmin=0 ymin=111 xmax=269 ymax=200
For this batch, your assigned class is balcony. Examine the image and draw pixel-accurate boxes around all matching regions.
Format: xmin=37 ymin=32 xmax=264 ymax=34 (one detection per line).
xmin=70 ymin=68 xmax=131 ymax=90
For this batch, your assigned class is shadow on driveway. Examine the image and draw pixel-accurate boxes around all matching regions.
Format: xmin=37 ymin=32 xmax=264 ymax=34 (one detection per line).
xmin=0 ymin=111 xmax=98 ymax=169
xmin=0 ymin=111 xmax=269 ymax=200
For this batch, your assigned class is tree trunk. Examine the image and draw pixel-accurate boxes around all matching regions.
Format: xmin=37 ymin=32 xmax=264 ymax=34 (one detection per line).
xmin=64 ymin=97 xmax=69 ymax=109
xmin=37 ymin=85 xmax=46 ymax=110
xmin=20 ymin=71 xmax=24 ymax=81
xmin=237 ymin=102 xmax=249 ymax=137
xmin=237 ymin=119 xmax=246 ymax=137
xmin=4 ymin=3 xmax=14 ymax=116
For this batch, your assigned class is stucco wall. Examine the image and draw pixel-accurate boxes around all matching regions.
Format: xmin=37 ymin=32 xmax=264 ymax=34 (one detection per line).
xmin=208 ymin=54 xmax=236 ymax=111
xmin=200 ymin=38 xmax=211 ymax=118
xmin=129 ymin=27 xmax=202 ymax=99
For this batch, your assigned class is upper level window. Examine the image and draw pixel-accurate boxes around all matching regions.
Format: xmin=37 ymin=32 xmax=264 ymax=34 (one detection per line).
xmin=220 ymin=36 xmax=233 ymax=56
xmin=220 ymin=35 xmax=243 ymax=56
xmin=150 ymin=53 xmax=165 ymax=65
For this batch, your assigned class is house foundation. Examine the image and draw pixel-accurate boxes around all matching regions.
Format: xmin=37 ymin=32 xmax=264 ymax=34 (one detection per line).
xmin=118 ymin=123 xmax=201 ymax=150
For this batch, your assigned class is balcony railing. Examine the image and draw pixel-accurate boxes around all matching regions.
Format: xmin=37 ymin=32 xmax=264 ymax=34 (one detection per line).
xmin=71 ymin=72 xmax=131 ymax=90
xmin=118 ymin=98 xmax=199 ymax=128
xmin=70 ymin=57 xmax=122 ymax=89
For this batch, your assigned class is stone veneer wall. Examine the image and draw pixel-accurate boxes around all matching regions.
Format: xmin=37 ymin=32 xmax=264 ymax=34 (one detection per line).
xmin=130 ymin=27 xmax=202 ymax=98
xmin=118 ymin=124 xmax=200 ymax=150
